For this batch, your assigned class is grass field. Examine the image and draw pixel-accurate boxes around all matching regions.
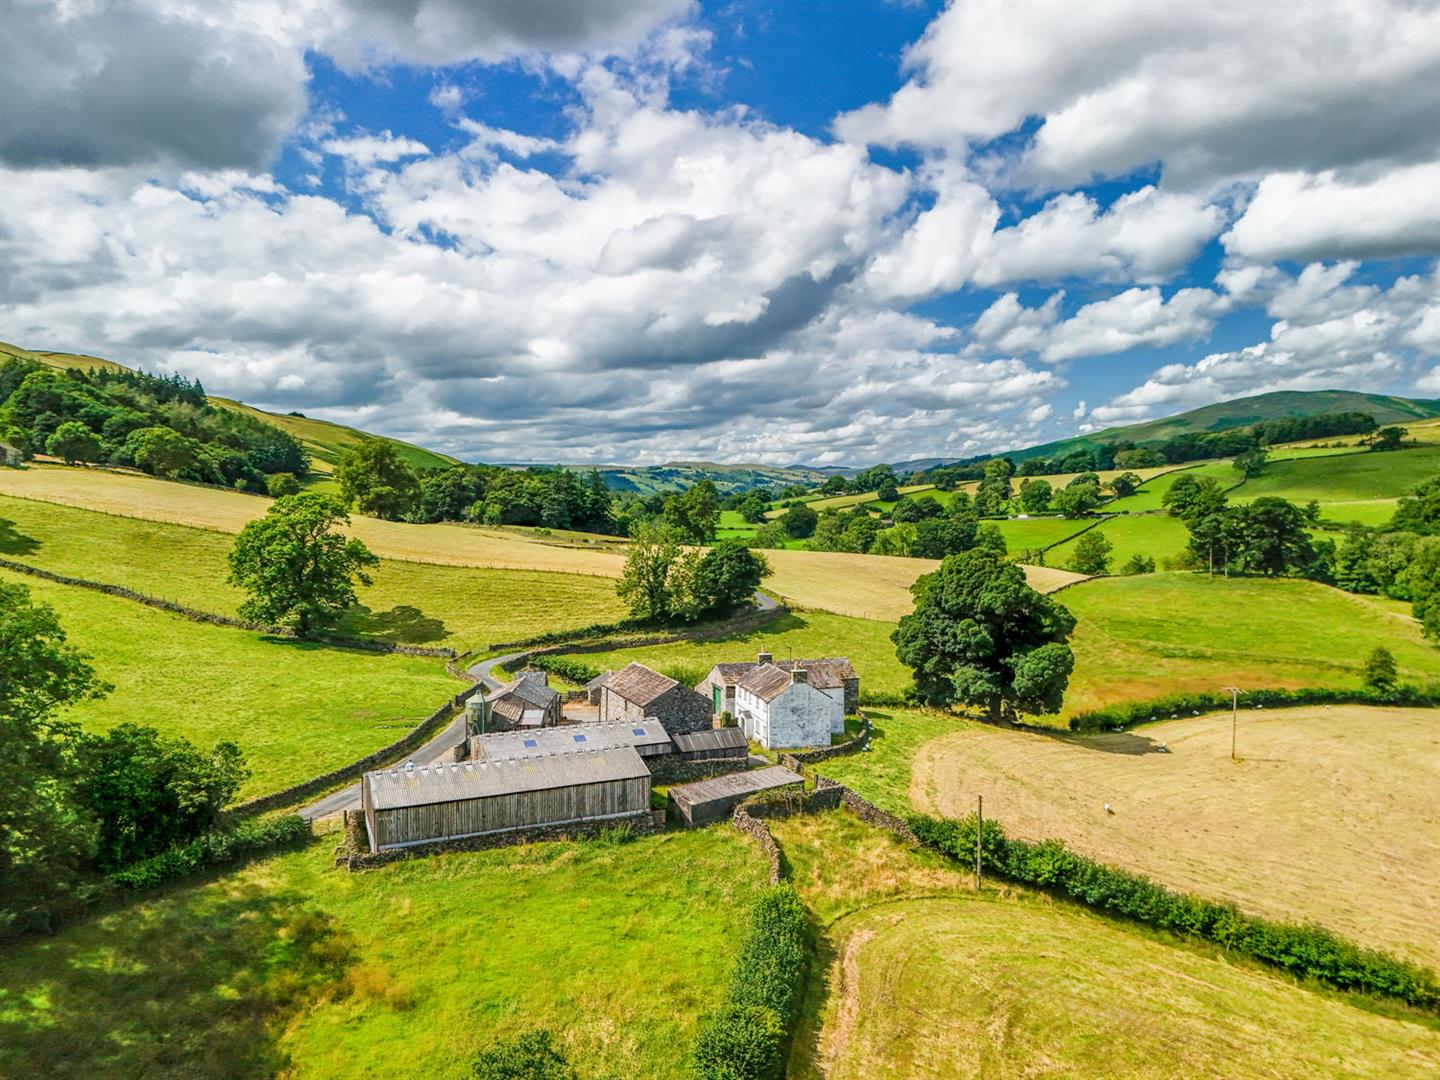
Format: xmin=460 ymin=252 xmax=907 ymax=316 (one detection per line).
xmin=5 ymin=571 xmax=457 ymax=798
xmin=1233 ymin=446 xmax=1440 ymax=524
xmin=1103 ymin=460 xmax=1240 ymax=513
xmin=990 ymin=515 xmax=1090 ymax=553
xmin=772 ymin=811 xmax=1439 ymax=1079
xmin=0 ymin=828 xmax=765 ymax=1079
xmin=1053 ymin=573 xmax=1440 ymax=719
xmin=910 ymin=706 xmax=1440 ymax=970
xmin=1046 ymin=513 xmax=1193 ymax=570
xmin=0 ymin=494 xmax=628 ymax=650
xmin=766 ymin=484 xmax=936 ymax=518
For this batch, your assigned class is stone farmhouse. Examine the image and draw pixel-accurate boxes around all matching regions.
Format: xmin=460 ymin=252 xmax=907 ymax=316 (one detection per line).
xmin=732 ymin=664 xmax=843 ymax=749
xmin=598 ymin=662 xmax=713 ymax=734
xmin=697 ymin=652 xmax=859 ymax=719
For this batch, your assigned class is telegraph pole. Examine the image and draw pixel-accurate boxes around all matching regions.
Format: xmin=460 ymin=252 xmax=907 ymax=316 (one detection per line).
xmin=975 ymin=794 xmax=983 ymax=891
xmin=1223 ymin=686 xmax=1241 ymax=760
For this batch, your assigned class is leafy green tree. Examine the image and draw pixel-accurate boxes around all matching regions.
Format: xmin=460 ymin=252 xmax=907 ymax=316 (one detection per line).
xmin=841 ymin=513 xmax=881 ymax=553
xmin=617 ymin=523 xmax=682 ymax=622
xmin=1052 ymin=481 xmax=1101 ymax=518
xmin=693 ymin=541 xmax=770 ymax=613
xmin=1390 ymin=476 xmax=1440 ymax=535
xmin=1233 ymin=448 xmax=1269 ymax=477
xmin=1109 ymin=471 xmax=1142 ymax=498
xmin=738 ymin=495 xmax=768 ymax=524
xmin=663 ymin=479 xmax=721 ymax=544
xmin=266 ymin=472 xmax=301 ymax=497
xmin=45 ymin=420 xmax=103 ymax=465
xmin=912 ymin=516 xmax=975 ymax=559
xmin=127 ymin=425 xmax=199 ymax=478
xmin=471 ymin=1028 xmax=575 ymax=1080
xmin=1018 ymin=478 xmax=1052 ymax=513
xmin=227 ymin=493 xmax=379 ymax=637
xmin=780 ymin=502 xmax=818 ymax=538
xmin=876 ymin=478 xmax=900 ymax=502
xmin=1164 ymin=474 xmax=1228 ymax=524
xmin=820 ymin=475 xmax=848 ymax=494
xmin=749 ymin=520 xmax=791 ymax=549
xmin=1233 ymin=497 xmax=1314 ymax=576
xmin=974 ymin=458 xmax=1014 ymax=515
xmin=75 ymin=725 xmax=248 ymax=870
xmin=1362 ymin=647 xmax=1398 ymax=691
xmin=1369 ymin=426 xmax=1407 ymax=451
xmin=0 ymin=580 xmax=109 ymax=926
xmin=1407 ymin=541 xmax=1440 ymax=642
xmin=871 ymin=521 xmax=917 ymax=556
xmin=417 ymin=465 xmax=486 ymax=523
xmin=809 ymin=510 xmax=847 ymax=551
xmin=893 ymin=549 xmax=1076 ymax=722
xmin=1069 ymin=530 xmax=1113 ymax=575
xmin=1187 ymin=508 xmax=1243 ymax=575
xmin=1120 ymin=553 xmax=1156 ymax=574
xmin=335 ymin=439 xmax=420 ymax=521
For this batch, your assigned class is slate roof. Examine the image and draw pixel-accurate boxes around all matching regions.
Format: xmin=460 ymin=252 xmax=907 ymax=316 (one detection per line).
xmin=668 ymin=765 xmax=803 ymax=808
xmin=670 ymin=727 xmax=749 ymax=754
xmin=736 ymin=663 xmax=797 ymax=702
xmin=365 ymin=747 xmax=650 ymax=811
xmin=472 ymin=720 xmax=672 ymax=762
xmin=705 ymin=657 xmax=856 ymax=690
xmin=605 ymin=662 xmax=679 ymax=707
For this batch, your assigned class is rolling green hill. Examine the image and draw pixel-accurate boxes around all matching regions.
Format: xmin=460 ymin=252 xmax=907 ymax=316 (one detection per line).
xmin=585 ymin=460 xmax=831 ymax=495
xmin=1 ymin=340 xmax=458 ymax=475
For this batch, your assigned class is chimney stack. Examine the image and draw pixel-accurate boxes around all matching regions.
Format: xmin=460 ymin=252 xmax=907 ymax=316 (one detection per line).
xmin=757 ymin=651 xmax=773 ymax=665
xmin=791 ymin=667 xmax=808 ymax=684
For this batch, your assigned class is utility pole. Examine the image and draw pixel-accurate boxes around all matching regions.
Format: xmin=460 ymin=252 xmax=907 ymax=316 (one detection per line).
xmin=1223 ymin=686 xmax=1241 ymax=760
xmin=975 ymin=794 xmax=983 ymax=891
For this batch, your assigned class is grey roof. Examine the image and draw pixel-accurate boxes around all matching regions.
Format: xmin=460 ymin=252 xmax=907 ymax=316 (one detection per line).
xmin=736 ymin=663 xmax=798 ymax=702
xmin=584 ymin=671 xmax=613 ymax=691
xmin=669 ymin=765 xmax=804 ymax=807
xmin=605 ymin=662 xmax=679 ymax=707
xmin=365 ymin=747 xmax=650 ymax=811
xmin=472 ymin=720 xmax=672 ymax=762
xmin=705 ymin=656 xmax=855 ymax=690
xmin=671 ymin=727 xmax=749 ymax=754
xmin=495 ymin=674 xmax=558 ymax=709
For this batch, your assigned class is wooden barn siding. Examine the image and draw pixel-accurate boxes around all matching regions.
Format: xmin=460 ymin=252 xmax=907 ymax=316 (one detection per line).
xmin=373 ymin=776 xmax=650 ymax=850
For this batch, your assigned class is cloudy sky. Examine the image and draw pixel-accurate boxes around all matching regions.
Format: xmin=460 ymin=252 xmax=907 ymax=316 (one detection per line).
xmin=2 ymin=0 xmax=1437 ymax=466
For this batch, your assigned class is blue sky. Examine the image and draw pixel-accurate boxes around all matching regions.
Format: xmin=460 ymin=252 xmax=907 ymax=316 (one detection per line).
xmin=2 ymin=0 xmax=1437 ymax=465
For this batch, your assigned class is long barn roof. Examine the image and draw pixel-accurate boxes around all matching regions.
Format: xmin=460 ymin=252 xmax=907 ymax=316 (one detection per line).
xmin=366 ymin=747 xmax=649 ymax=811
xmin=471 ymin=720 xmax=672 ymax=762
xmin=668 ymin=765 xmax=803 ymax=808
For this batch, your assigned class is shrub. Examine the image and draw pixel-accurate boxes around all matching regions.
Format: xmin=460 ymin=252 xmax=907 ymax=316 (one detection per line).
xmin=910 ymin=812 xmax=1440 ymax=1010
xmin=692 ymin=883 xmax=809 ymax=1079
xmin=109 ymin=813 xmax=310 ymax=890
xmin=1120 ymin=554 xmax=1156 ymax=575
xmin=471 ymin=1028 xmax=575 ymax=1080
xmin=528 ymin=654 xmax=602 ymax=684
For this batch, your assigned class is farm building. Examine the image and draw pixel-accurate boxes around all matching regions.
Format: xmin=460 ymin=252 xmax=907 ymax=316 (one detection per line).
xmin=668 ymin=765 xmax=804 ymax=827
xmin=360 ymin=748 xmax=651 ymax=853
xmin=598 ymin=662 xmax=713 ymax=734
xmin=467 ymin=671 xmax=561 ymax=732
xmin=670 ymin=726 xmax=749 ymax=764
xmin=583 ymin=671 xmax=612 ymax=705
xmin=469 ymin=720 xmax=673 ymax=764
xmin=734 ymin=664 xmax=842 ymax=749
xmin=697 ymin=652 xmax=859 ymax=717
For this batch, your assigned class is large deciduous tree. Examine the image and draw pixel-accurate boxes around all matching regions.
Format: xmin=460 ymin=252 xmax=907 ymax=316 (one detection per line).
xmin=44 ymin=420 xmax=102 ymax=465
xmin=692 ymin=541 xmax=771 ymax=613
xmin=663 ymin=479 xmax=721 ymax=544
xmin=617 ymin=523 xmax=682 ymax=622
xmin=335 ymin=438 xmax=420 ymax=521
xmin=227 ymin=493 xmax=379 ymax=638
xmin=893 ymin=549 xmax=1076 ymax=723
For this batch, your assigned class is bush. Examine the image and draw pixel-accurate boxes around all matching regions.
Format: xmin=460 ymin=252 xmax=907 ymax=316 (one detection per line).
xmin=910 ymin=812 xmax=1440 ymax=1010
xmin=1119 ymin=554 xmax=1156 ymax=575
xmin=528 ymin=654 xmax=602 ymax=684
xmin=692 ymin=883 xmax=809 ymax=1079
xmin=109 ymin=813 xmax=310 ymax=890
xmin=471 ymin=1028 xmax=575 ymax=1080
xmin=1067 ymin=685 xmax=1440 ymax=733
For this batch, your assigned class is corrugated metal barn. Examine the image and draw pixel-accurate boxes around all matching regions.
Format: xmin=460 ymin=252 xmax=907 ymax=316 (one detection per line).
xmin=668 ymin=765 xmax=804 ymax=827
xmin=670 ymin=726 xmax=749 ymax=762
xmin=468 ymin=720 xmax=673 ymax=763
xmin=361 ymin=748 xmax=652 ymax=852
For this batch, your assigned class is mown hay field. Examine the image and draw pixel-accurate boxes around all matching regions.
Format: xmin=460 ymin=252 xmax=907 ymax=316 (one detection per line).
xmin=4 ymin=570 xmax=457 ymax=799
xmin=0 ymin=829 xmax=764 ymax=1080
xmin=772 ymin=811 xmax=1440 ymax=1080
xmin=0 ymin=494 xmax=627 ymax=650
xmin=909 ymin=706 xmax=1440 ymax=970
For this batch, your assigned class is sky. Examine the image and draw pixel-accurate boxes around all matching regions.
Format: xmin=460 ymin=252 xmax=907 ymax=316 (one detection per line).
xmin=1 ymin=0 xmax=1437 ymax=467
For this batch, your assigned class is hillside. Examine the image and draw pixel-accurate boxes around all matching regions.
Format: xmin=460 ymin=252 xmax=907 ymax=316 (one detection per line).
xmin=1 ymin=340 xmax=457 ymax=475
xmin=587 ymin=460 xmax=831 ymax=495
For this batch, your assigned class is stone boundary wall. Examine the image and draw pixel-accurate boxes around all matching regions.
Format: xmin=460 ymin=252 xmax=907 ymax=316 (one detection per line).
xmin=730 ymin=805 xmax=783 ymax=884
xmin=780 ymin=713 xmax=872 ymax=765
xmin=650 ymin=755 xmax=749 ymax=784
xmin=342 ymin=809 xmax=660 ymax=870
xmin=227 ymin=684 xmax=482 ymax=817
xmin=0 ymin=556 xmax=456 ymax=658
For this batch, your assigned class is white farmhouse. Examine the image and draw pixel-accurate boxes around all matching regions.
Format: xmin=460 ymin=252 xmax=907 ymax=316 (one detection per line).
xmin=733 ymin=664 xmax=842 ymax=749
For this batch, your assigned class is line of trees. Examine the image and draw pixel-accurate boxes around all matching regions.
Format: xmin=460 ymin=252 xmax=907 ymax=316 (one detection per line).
xmin=0 ymin=357 xmax=309 ymax=489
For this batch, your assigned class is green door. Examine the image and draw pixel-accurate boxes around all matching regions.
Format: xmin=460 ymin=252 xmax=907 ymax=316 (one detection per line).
xmin=713 ymin=685 xmax=722 ymax=714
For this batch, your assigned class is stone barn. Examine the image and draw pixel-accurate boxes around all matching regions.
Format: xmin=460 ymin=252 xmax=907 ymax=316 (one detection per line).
xmin=468 ymin=671 xmax=561 ymax=732
xmin=668 ymin=765 xmax=804 ymax=827
xmin=360 ymin=749 xmax=651 ymax=853
xmin=598 ymin=662 xmax=713 ymax=734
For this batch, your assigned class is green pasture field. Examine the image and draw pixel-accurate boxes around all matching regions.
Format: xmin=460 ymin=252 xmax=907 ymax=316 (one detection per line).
xmin=1046 ymin=513 xmax=1192 ymax=570
xmin=4 ymin=570 xmax=457 ymax=799
xmin=560 ymin=609 xmax=912 ymax=700
xmin=0 ymin=828 xmax=765 ymax=1080
xmin=990 ymin=515 xmax=1090 ymax=553
xmin=0 ymin=494 xmax=628 ymax=651
xmin=1266 ymin=442 xmax=1370 ymax=461
xmin=1235 ymin=445 xmax=1440 ymax=506
xmin=772 ymin=813 xmax=1440 ymax=1080
xmin=1103 ymin=460 xmax=1239 ymax=513
xmin=764 ymin=483 xmax=934 ymax=518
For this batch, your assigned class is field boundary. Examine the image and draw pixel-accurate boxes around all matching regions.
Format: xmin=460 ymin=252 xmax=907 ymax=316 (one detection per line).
xmin=0 ymin=555 xmax=457 ymax=657
xmin=1066 ymin=685 xmax=1440 ymax=732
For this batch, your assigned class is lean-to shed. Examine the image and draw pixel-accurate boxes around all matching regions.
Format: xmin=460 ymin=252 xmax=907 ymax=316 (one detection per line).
xmin=670 ymin=726 xmax=748 ymax=763
xmin=668 ymin=765 xmax=804 ymax=827
xmin=361 ymin=747 xmax=651 ymax=852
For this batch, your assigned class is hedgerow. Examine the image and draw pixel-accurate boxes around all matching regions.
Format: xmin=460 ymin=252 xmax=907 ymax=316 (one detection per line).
xmin=692 ymin=883 xmax=810 ymax=1079
xmin=910 ymin=813 xmax=1440 ymax=1011
xmin=527 ymin=654 xmax=603 ymax=684
xmin=109 ymin=813 xmax=311 ymax=890
xmin=1068 ymin=685 xmax=1440 ymax=732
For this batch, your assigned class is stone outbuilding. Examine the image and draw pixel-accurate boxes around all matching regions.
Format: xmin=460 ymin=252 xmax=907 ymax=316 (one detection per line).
xmin=598 ymin=662 xmax=713 ymax=734
xmin=697 ymin=652 xmax=859 ymax=718
xmin=733 ymin=663 xmax=843 ymax=749
xmin=667 ymin=765 xmax=804 ymax=827
xmin=468 ymin=671 xmax=561 ymax=732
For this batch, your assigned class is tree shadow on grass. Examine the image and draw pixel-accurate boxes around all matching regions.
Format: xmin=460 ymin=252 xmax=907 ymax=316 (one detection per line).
xmin=787 ymin=926 xmax=839 ymax=1080
xmin=1028 ymin=726 xmax=1163 ymax=756
xmin=0 ymin=516 xmax=40 ymax=556
xmin=0 ymin=880 xmax=354 ymax=1080
xmin=340 ymin=604 xmax=451 ymax=644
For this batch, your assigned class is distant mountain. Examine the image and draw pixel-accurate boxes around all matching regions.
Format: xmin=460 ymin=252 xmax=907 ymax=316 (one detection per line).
xmin=2 ymin=340 xmax=459 ymax=475
xmin=589 ymin=461 xmax=833 ymax=495
xmin=893 ymin=390 xmax=1440 ymax=470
